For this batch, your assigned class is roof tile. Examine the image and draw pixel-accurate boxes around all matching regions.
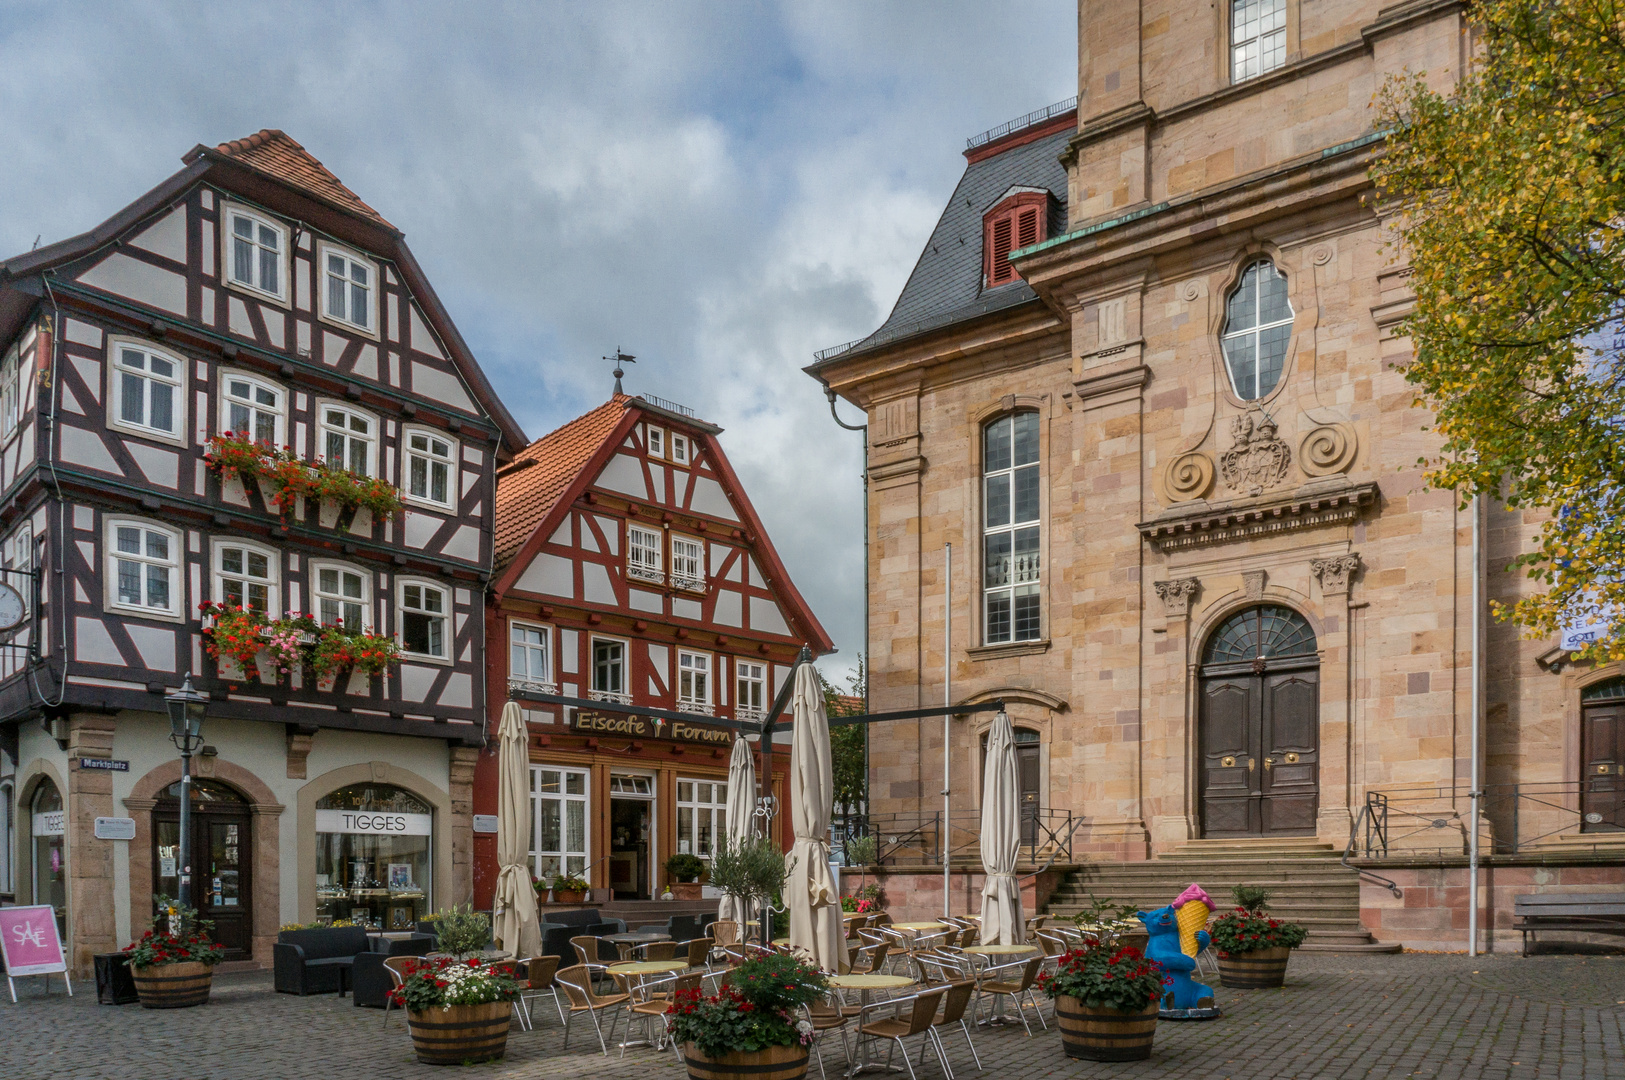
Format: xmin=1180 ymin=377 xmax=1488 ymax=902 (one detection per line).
xmin=208 ymin=129 xmax=394 ymax=230
xmin=493 ymin=395 xmax=631 ymax=570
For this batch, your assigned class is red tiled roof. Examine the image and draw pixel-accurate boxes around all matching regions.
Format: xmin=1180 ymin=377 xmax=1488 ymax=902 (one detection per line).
xmin=203 ymin=129 xmax=393 ymax=230
xmin=494 ymin=395 xmax=632 ymax=570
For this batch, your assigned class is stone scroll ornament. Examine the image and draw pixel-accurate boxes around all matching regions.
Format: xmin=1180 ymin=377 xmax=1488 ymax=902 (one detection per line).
xmin=1163 ymin=451 xmax=1215 ymax=502
xmin=1219 ymin=411 xmax=1291 ymax=496
xmin=1299 ymin=422 xmax=1357 ymax=476
xmin=1138 ymin=883 xmax=1220 ymax=1020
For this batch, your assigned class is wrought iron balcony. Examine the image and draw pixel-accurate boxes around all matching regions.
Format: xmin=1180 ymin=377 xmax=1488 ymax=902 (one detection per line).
xmin=589 ymin=689 xmax=633 ymax=706
xmin=627 ymin=564 xmax=666 ymax=587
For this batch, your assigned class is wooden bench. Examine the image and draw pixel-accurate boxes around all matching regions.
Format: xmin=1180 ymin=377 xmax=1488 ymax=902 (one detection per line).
xmin=1512 ymin=893 xmax=1625 ymax=955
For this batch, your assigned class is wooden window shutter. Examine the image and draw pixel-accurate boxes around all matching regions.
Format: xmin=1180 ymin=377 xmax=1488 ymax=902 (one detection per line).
xmin=989 ymin=215 xmax=1015 ymax=285
xmin=1017 ymin=207 xmax=1039 ymax=249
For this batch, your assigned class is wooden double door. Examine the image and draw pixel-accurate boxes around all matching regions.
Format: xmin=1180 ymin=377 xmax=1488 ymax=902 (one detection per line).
xmin=152 ymin=779 xmax=253 ymax=959
xmin=1199 ymin=662 xmax=1321 ymax=836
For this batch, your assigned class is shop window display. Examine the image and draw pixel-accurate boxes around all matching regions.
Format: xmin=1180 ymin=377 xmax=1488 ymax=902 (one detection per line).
xmin=30 ymin=779 xmax=65 ymax=936
xmin=314 ymin=783 xmax=432 ymax=929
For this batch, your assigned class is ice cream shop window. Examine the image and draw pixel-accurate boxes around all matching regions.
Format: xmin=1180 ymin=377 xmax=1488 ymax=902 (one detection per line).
xmin=314 ymin=784 xmax=432 ymax=930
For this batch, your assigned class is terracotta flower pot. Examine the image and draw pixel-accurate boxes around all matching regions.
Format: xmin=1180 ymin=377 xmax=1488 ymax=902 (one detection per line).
xmin=670 ymin=882 xmax=704 ymax=901
xmin=1054 ymin=995 xmax=1159 ymax=1061
xmin=552 ymin=889 xmax=585 ymax=905
xmin=1217 ymin=945 xmax=1291 ymax=989
xmin=682 ymin=1042 xmax=809 ymax=1080
xmin=407 ymin=1001 xmax=512 ymax=1065
xmin=130 ymin=961 xmax=213 ymax=1009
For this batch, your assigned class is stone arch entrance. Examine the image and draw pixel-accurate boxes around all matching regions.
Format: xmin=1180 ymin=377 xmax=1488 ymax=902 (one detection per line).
xmin=1198 ymin=605 xmax=1320 ymax=838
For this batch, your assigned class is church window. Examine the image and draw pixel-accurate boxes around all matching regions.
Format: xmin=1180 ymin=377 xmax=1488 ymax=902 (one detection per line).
xmin=1221 ymin=260 xmax=1293 ymax=401
xmin=1231 ymin=0 xmax=1287 ymax=83
xmin=983 ymin=411 xmax=1041 ymax=645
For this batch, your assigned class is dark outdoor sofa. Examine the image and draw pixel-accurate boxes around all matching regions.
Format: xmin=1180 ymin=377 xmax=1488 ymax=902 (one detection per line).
xmin=634 ymin=914 xmax=704 ymax=944
xmin=273 ymin=926 xmax=369 ymax=996
xmin=537 ymin=908 xmax=625 ymax=962
xmin=352 ymin=934 xmax=436 ymax=1008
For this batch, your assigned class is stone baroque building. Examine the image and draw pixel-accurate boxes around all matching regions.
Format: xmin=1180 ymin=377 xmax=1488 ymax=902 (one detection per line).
xmin=810 ymin=1 xmax=1625 ymax=947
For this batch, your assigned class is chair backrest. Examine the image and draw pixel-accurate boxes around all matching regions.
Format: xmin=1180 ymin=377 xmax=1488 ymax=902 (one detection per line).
xmin=899 ymin=988 xmax=948 ymax=1036
xmin=938 ymin=980 xmax=976 ymax=1024
xmin=1015 ymin=956 xmax=1044 ymax=991
xmin=526 ymin=954 xmax=561 ymax=989
xmin=958 ymin=925 xmax=979 ymax=948
xmin=711 ymin=919 xmax=739 ymax=948
xmin=278 ymin=925 xmax=370 ymax=959
xmin=383 ymin=955 xmax=417 ymax=988
xmin=686 ymin=936 xmax=714 ymax=968
xmin=570 ymin=936 xmax=596 ymax=967
xmin=854 ymin=942 xmax=888 ymax=973
xmin=643 ymin=941 xmax=677 ymax=961
xmin=668 ymin=914 xmax=702 ymax=941
xmin=871 ymin=912 xmax=894 ymax=928
xmin=1035 ymin=930 xmax=1066 ymax=957
xmin=554 ymin=963 xmax=593 ymax=1008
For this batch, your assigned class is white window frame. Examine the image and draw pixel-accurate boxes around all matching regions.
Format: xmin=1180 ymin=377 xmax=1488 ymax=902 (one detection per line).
xmin=530 ymin=765 xmax=591 ymax=883
xmin=671 ymin=433 xmax=689 ymax=466
xmin=590 ymin=636 xmax=630 ymax=704
xmin=627 ymin=524 xmax=664 ymax=586
xmin=2 ymin=524 xmax=32 ymax=620
xmin=105 ymin=517 xmax=182 ymax=621
xmin=218 ymin=369 xmax=287 ymax=447
xmin=676 ymin=777 xmax=727 ymax=861
xmin=311 ymin=561 xmax=372 ymax=632
xmin=316 ymin=240 xmax=379 ymax=337
xmin=1 ymin=344 xmax=19 ymax=443
xmin=316 ymin=401 xmax=381 ymax=478
xmin=1230 ymin=0 xmax=1287 ymax=83
xmin=646 ymin=425 xmax=665 ymax=458
xmin=735 ymin=660 xmax=767 ymax=721
xmin=670 ymin=535 xmax=704 ymax=592
xmin=397 ymin=578 xmax=450 ymax=662
xmin=982 ymin=412 xmax=1043 ymax=646
xmin=677 ymin=650 xmax=712 ymax=714
xmin=401 ymin=425 xmax=458 ymax=511
xmin=1220 ymin=259 xmax=1295 ymax=401
xmin=221 ymin=204 xmax=289 ymax=304
xmin=212 ymin=538 xmax=280 ymax=618
xmin=508 ymin=620 xmax=555 ymax=694
xmin=108 ymin=337 xmax=187 ymax=447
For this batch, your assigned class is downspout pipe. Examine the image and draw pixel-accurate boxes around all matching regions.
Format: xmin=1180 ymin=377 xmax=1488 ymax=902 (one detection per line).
xmin=1469 ymin=494 xmax=1483 ymax=956
xmin=823 ymin=385 xmax=870 ymax=818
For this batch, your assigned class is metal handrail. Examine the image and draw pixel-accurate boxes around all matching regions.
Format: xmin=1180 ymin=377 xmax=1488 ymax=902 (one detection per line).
xmin=965 ymin=97 xmax=1079 ymax=150
xmin=1342 ymin=800 xmax=1402 ymax=898
xmin=839 ymin=807 xmax=1077 ymax=866
xmin=1347 ymin=782 xmax=1623 ymax=857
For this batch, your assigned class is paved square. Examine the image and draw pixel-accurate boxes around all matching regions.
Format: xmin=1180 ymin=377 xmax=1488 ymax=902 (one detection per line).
xmin=2 ymin=952 xmax=1621 ymax=1079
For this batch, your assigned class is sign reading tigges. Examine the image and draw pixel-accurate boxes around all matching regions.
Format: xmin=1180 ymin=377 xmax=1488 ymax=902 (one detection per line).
xmin=570 ymin=711 xmax=733 ymax=746
xmin=313 ymin=810 xmax=433 ymax=836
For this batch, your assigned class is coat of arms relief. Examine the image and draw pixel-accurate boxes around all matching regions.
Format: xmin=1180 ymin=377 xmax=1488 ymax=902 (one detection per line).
xmin=1218 ymin=410 xmax=1291 ymax=497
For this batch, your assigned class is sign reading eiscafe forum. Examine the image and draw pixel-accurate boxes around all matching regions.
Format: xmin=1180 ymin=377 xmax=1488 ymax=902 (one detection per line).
xmin=571 ymin=710 xmax=733 ymax=746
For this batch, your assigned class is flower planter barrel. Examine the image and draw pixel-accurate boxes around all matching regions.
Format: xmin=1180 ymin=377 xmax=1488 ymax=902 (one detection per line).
xmin=407 ymin=1001 xmax=512 ymax=1064
xmin=552 ymin=889 xmax=585 ymax=905
xmin=130 ymin=962 xmax=213 ymax=1008
xmin=1217 ymin=946 xmax=1291 ymax=989
xmin=682 ymin=1042 xmax=810 ymax=1080
xmin=1055 ymin=996 xmax=1159 ymax=1062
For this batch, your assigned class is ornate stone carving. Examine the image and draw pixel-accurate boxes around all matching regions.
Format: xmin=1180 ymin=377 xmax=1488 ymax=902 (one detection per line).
xmin=1242 ymin=569 xmax=1268 ymax=601
xmin=1311 ymin=553 xmax=1362 ymax=595
xmin=1154 ymin=577 xmax=1201 ymax=618
xmin=1311 ymin=243 xmax=1335 ymax=266
xmin=1164 ymin=451 xmax=1214 ymax=502
xmin=1300 ymin=422 xmax=1357 ymax=476
xmin=1219 ymin=411 xmax=1292 ymax=496
xmin=1181 ymin=279 xmax=1203 ymax=302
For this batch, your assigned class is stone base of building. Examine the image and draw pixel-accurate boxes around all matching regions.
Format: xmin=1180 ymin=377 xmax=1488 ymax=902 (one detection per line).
xmin=851 ymin=864 xmax=1073 ymax=923
xmin=1075 ymin=819 xmax=1151 ymax=862
xmin=1355 ymin=848 xmax=1625 ymax=953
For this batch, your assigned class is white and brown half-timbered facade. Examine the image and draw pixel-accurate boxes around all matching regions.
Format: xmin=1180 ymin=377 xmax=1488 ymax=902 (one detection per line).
xmin=471 ymin=392 xmax=832 ymax=907
xmin=0 ymin=130 xmax=526 ymax=973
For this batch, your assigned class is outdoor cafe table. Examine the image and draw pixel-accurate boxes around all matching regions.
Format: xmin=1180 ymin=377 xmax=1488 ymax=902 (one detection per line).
xmin=828 ymin=973 xmax=917 ymax=1076
xmin=606 ymin=960 xmax=689 ymax=1049
xmin=602 ymin=931 xmax=672 ymax=961
xmin=890 ymin=922 xmax=947 ymax=931
xmin=960 ymin=945 xmax=1038 ymax=1026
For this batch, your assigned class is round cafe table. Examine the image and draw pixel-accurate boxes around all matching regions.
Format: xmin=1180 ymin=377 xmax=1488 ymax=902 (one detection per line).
xmin=828 ymin=974 xmax=917 ymax=1075
xmin=606 ymin=960 xmax=690 ymax=1049
xmin=961 ymin=945 xmax=1037 ymax=1025
xmin=891 ymin=921 xmax=948 ymax=931
xmin=602 ymin=931 xmax=672 ymax=961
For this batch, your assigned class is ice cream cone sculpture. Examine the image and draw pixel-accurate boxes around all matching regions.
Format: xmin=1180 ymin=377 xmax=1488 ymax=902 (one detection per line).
xmin=1172 ymin=883 xmax=1215 ymax=958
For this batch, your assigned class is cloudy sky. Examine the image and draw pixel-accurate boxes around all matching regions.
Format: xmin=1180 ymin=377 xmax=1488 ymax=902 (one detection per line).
xmin=0 ymin=0 xmax=1075 ymax=681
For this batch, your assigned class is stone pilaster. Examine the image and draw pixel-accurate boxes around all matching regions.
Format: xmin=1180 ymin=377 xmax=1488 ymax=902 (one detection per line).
xmin=448 ymin=745 xmax=480 ymax=907
xmin=66 ymin=713 xmax=117 ymax=976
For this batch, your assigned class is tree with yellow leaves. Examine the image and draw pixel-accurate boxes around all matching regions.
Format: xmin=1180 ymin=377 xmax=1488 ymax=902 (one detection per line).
xmin=1374 ymin=0 xmax=1625 ymax=661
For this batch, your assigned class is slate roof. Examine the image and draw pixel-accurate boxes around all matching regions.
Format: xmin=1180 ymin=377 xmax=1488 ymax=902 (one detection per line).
xmin=185 ymin=129 xmax=395 ymax=230
xmin=817 ymin=123 xmax=1072 ymax=364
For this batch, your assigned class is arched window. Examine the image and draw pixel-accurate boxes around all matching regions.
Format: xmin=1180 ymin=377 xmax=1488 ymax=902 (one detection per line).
xmin=315 ymin=783 xmax=433 ymax=929
xmin=1221 ymin=260 xmax=1293 ymax=400
xmin=983 ymin=412 xmax=1041 ymax=645
xmin=1582 ymin=677 xmax=1625 ymax=703
xmin=30 ymin=779 xmax=65 ymax=933
xmin=1203 ymin=605 xmax=1316 ymax=665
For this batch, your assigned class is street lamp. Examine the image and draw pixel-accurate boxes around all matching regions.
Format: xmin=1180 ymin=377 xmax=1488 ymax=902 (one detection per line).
xmin=165 ymin=675 xmax=208 ymax=909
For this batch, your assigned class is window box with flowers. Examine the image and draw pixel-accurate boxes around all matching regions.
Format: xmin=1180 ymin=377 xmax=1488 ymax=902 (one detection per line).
xmin=200 ymin=602 xmax=399 ymax=687
xmin=1038 ymin=942 xmax=1167 ymax=1061
xmin=204 ymin=432 xmax=403 ymax=525
xmin=666 ymin=954 xmax=825 ymax=1080
xmin=390 ymin=956 xmax=523 ymax=1064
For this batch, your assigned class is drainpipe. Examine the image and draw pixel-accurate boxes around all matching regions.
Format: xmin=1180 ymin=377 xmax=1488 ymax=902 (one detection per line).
xmin=1468 ymin=494 xmax=1483 ymax=956
xmin=822 ymin=385 xmax=870 ymax=818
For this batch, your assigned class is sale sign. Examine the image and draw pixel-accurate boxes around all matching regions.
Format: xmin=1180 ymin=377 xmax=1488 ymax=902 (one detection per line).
xmin=0 ymin=905 xmax=66 ymax=977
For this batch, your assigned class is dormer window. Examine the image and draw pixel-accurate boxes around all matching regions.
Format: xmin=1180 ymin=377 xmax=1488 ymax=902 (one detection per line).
xmin=223 ymin=205 xmax=287 ymax=302
xmin=647 ymin=426 xmax=665 ymax=458
xmin=983 ymin=190 xmax=1050 ymax=288
xmin=671 ymin=434 xmax=689 ymax=466
xmin=318 ymin=242 xmax=377 ymax=334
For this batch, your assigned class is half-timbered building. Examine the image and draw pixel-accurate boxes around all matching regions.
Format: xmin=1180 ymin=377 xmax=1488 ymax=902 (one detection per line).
xmin=0 ymin=130 xmax=526 ymax=973
xmin=472 ymin=391 xmax=832 ymax=910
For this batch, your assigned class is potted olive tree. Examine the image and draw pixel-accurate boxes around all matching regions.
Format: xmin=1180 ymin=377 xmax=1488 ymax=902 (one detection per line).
xmin=708 ymin=836 xmax=793 ymax=950
xmin=122 ymin=899 xmax=227 ymax=1009
xmin=1038 ymin=941 xmax=1167 ymax=1061
xmin=1209 ymin=886 xmax=1307 ymax=989
xmin=665 ymin=853 xmax=706 ymax=901
xmin=667 ymin=953 xmax=824 ymax=1080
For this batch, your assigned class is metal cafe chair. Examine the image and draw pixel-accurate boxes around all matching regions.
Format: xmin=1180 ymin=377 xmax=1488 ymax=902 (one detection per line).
xmin=555 ymin=963 xmax=630 ymax=1056
xmin=621 ymin=969 xmax=702 ymax=1059
xmin=972 ymin=956 xmax=1048 ymax=1036
xmin=800 ymin=997 xmax=852 ymax=1080
xmin=380 ymin=956 xmax=415 ymax=1030
xmin=854 ymin=987 xmax=951 ymax=1080
xmin=516 ymin=954 xmax=564 ymax=1030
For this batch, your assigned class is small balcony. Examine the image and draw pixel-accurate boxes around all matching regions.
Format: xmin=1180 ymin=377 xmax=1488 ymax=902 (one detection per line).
xmin=627 ymin=564 xmax=666 ymax=587
xmin=589 ymin=688 xmax=633 ymax=706
xmin=507 ymin=678 xmax=558 ymax=697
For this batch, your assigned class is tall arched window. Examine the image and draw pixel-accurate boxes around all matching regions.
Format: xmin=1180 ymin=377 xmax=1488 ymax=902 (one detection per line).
xmin=1203 ymin=605 xmax=1317 ymax=666
xmin=1221 ymin=260 xmax=1293 ymax=401
xmin=983 ymin=412 xmax=1041 ymax=644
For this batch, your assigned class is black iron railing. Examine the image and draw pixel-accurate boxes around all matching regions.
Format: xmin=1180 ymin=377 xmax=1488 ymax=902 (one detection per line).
xmin=836 ymin=807 xmax=1080 ymax=867
xmin=1347 ymin=782 xmax=1624 ymax=859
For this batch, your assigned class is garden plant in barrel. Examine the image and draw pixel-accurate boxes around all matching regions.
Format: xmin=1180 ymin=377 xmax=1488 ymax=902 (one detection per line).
xmin=666 ymin=953 xmax=825 ymax=1080
xmin=123 ymin=898 xmax=227 ymax=1008
xmin=1037 ymin=941 xmax=1167 ymax=1061
xmin=391 ymin=956 xmax=523 ymax=1065
xmin=1209 ymin=885 xmax=1308 ymax=989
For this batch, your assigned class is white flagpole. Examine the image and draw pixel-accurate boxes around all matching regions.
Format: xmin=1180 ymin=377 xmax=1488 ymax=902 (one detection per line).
xmin=943 ymin=543 xmax=952 ymax=919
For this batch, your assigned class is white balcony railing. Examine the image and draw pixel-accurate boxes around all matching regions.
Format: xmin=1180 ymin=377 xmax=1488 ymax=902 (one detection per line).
xmin=670 ymin=574 xmax=707 ymax=594
xmin=589 ymin=688 xmax=634 ymax=706
xmin=627 ymin=564 xmax=666 ymax=587
xmin=677 ymin=700 xmax=715 ymax=716
xmin=508 ymin=678 xmax=559 ymax=697
xmin=735 ymin=706 xmax=766 ymax=723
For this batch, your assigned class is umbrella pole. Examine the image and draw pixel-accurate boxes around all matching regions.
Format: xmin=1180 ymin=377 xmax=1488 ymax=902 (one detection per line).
xmin=943 ymin=543 xmax=951 ymax=920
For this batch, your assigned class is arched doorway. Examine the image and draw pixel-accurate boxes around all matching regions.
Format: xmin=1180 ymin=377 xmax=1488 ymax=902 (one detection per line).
xmin=153 ymin=779 xmax=252 ymax=958
xmin=30 ymin=778 xmax=66 ymax=936
xmin=1581 ymin=677 xmax=1624 ymax=832
xmin=982 ymin=727 xmax=1042 ymax=844
xmin=1199 ymin=605 xmax=1320 ymax=837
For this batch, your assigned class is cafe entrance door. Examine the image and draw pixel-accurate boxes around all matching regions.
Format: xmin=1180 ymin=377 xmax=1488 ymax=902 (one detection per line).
xmin=153 ymin=779 xmax=252 ymax=959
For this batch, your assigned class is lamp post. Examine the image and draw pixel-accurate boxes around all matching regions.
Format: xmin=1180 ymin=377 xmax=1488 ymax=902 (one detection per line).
xmin=165 ymin=675 xmax=208 ymax=909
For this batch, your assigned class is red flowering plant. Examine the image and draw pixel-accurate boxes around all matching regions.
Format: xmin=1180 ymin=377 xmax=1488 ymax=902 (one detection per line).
xmin=199 ymin=601 xmax=268 ymax=668
xmin=1207 ymin=908 xmax=1308 ymax=956
xmin=388 ymin=956 xmax=522 ymax=1012
xmin=202 ymin=434 xmax=403 ymax=520
xmin=1036 ymin=943 xmax=1166 ymax=1012
xmin=666 ymin=954 xmax=826 ymax=1058
xmin=122 ymin=898 xmax=227 ymax=969
xmin=309 ymin=625 xmax=399 ymax=678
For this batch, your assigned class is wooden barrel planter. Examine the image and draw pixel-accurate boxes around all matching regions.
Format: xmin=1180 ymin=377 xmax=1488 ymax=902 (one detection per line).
xmin=1055 ymin=996 xmax=1159 ymax=1062
xmin=407 ymin=1001 xmax=512 ymax=1065
xmin=1217 ymin=946 xmax=1291 ymax=989
xmin=682 ymin=1042 xmax=810 ymax=1080
xmin=130 ymin=962 xmax=213 ymax=1009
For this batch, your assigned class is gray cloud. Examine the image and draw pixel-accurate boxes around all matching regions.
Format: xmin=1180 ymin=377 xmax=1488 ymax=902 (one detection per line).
xmin=0 ymin=0 xmax=1075 ymax=682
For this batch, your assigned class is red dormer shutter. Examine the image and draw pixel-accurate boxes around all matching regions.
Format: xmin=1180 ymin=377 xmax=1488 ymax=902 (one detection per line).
xmin=989 ymin=216 xmax=1015 ymax=285
xmin=983 ymin=192 xmax=1051 ymax=289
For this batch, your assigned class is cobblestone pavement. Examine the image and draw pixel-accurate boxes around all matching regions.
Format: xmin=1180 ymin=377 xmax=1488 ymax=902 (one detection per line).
xmin=3 ymin=952 xmax=1623 ymax=1080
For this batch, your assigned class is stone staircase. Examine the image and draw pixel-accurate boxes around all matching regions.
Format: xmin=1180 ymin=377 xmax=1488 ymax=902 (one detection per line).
xmin=1044 ymin=838 xmax=1401 ymax=953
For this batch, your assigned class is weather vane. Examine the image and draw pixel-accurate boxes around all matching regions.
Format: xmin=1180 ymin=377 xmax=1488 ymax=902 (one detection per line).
xmin=606 ymin=349 xmax=636 ymax=394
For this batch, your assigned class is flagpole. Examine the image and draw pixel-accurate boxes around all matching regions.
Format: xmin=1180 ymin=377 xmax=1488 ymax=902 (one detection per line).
xmin=943 ymin=543 xmax=952 ymax=919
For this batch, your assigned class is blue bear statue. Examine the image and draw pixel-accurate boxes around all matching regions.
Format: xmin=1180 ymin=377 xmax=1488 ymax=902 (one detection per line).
xmin=1138 ymin=905 xmax=1215 ymax=1013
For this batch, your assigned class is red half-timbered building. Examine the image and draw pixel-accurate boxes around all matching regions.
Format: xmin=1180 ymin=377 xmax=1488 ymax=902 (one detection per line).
xmin=0 ymin=130 xmax=525 ymax=973
xmin=473 ymin=392 xmax=832 ymax=909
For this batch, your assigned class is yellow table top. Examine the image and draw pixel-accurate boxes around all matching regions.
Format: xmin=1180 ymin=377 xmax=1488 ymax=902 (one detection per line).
xmin=961 ymin=945 xmax=1037 ymax=955
xmin=892 ymin=921 xmax=948 ymax=931
xmin=828 ymin=973 xmax=915 ymax=990
xmin=772 ymin=937 xmax=790 ymax=945
xmin=607 ymin=960 xmax=689 ymax=975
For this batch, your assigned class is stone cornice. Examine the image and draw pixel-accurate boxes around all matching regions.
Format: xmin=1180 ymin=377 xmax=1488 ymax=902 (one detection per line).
xmin=1066 ymin=363 xmax=1151 ymax=412
xmin=1059 ymin=102 xmax=1156 ymax=168
xmin=1138 ymin=481 xmax=1380 ymax=552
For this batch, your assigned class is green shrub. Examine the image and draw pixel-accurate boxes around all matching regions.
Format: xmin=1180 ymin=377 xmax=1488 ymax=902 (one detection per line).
xmin=665 ymin=853 xmax=705 ymax=883
xmin=431 ymin=903 xmax=490 ymax=958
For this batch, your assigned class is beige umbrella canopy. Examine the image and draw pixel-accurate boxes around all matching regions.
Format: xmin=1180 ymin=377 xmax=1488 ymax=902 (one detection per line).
xmin=978 ymin=709 xmax=1025 ymax=945
xmin=717 ymin=736 xmax=757 ymax=928
xmin=786 ymin=663 xmax=843 ymax=972
xmin=492 ymin=701 xmax=542 ymax=960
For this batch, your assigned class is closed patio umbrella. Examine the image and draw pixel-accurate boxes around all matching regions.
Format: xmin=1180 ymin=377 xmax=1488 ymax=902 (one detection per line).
xmin=717 ymin=736 xmax=757 ymax=927
xmin=786 ymin=663 xmax=843 ymax=972
xmin=979 ymin=709 xmax=1024 ymax=945
xmin=492 ymin=701 xmax=542 ymax=960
